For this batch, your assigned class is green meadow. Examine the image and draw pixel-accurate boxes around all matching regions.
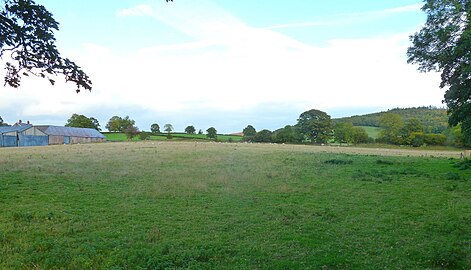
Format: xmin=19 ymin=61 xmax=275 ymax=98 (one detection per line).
xmin=357 ymin=126 xmax=382 ymax=140
xmin=103 ymin=133 xmax=243 ymax=142
xmin=0 ymin=142 xmax=470 ymax=269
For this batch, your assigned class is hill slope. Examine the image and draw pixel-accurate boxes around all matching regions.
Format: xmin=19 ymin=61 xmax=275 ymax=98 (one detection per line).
xmin=334 ymin=106 xmax=448 ymax=134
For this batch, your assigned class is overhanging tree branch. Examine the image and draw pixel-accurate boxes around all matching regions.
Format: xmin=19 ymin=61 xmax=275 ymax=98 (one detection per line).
xmin=407 ymin=0 xmax=471 ymax=146
xmin=0 ymin=0 xmax=92 ymax=92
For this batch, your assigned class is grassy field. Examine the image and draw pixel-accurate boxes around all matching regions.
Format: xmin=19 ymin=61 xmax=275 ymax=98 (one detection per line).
xmin=0 ymin=142 xmax=470 ymax=269
xmin=103 ymin=132 xmax=243 ymax=142
xmin=357 ymin=126 xmax=382 ymax=139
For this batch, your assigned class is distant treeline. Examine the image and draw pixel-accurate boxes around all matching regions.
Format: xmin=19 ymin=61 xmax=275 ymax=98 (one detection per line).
xmin=334 ymin=106 xmax=448 ymax=134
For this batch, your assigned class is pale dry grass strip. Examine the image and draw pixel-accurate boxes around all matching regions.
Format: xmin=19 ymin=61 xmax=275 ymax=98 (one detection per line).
xmin=0 ymin=140 xmax=463 ymax=161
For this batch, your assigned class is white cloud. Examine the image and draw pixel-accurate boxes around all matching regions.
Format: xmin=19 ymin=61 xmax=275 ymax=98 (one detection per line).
xmin=117 ymin=4 xmax=153 ymax=17
xmin=267 ymin=4 xmax=424 ymax=30
xmin=0 ymin=1 xmax=443 ymax=132
xmin=374 ymin=4 xmax=423 ymax=15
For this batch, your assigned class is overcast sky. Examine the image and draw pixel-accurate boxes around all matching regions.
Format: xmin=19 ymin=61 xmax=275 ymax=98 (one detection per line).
xmin=0 ymin=0 xmax=443 ymax=133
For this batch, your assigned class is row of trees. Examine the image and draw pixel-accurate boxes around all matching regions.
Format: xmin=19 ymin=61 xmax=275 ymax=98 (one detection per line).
xmin=241 ymin=108 xmax=466 ymax=147
xmin=242 ymin=109 xmax=370 ymax=145
xmin=1 ymin=109 xmax=464 ymax=147
xmin=148 ymin=123 xmax=216 ymax=138
xmin=1 ymin=0 xmax=470 ymax=147
xmin=64 ymin=114 xmax=139 ymax=140
xmin=334 ymin=106 xmax=449 ymax=134
xmin=378 ymin=113 xmax=450 ymax=147
xmin=61 ymin=114 xmax=219 ymax=140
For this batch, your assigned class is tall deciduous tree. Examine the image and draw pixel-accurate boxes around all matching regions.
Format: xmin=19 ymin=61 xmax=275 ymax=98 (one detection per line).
xmin=164 ymin=124 xmax=173 ymax=139
xmin=121 ymin=116 xmax=135 ymax=130
xmin=150 ymin=123 xmax=160 ymax=134
xmin=351 ymin=126 xmax=369 ymax=144
xmin=164 ymin=124 xmax=173 ymax=133
xmin=254 ymin=129 xmax=272 ymax=143
xmin=185 ymin=125 xmax=196 ymax=134
xmin=206 ymin=127 xmax=217 ymax=139
xmin=401 ymin=118 xmax=423 ymax=140
xmin=105 ymin=116 xmax=135 ymax=132
xmin=242 ymin=125 xmax=256 ymax=142
xmin=333 ymin=122 xmax=370 ymax=144
xmin=333 ymin=122 xmax=354 ymax=144
xmin=407 ymin=0 xmax=471 ymax=146
xmin=0 ymin=0 xmax=91 ymax=92
xmin=296 ymin=109 xmax=332 ymax=143
xmin=106 ymin=116 xmax=122 ymax=132
xmin=65 ymin=113 xmax=100 ymax=131
xmin=379 ymin=113 xmax=404 ymax=144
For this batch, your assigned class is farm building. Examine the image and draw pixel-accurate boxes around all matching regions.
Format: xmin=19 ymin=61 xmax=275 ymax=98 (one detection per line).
xmin=0 ymin=123 xmax=40 ymax=147
xmin=0 ymin=124 xmax=106 ymax=147
xmin=35 ymin=126 xmax=106 ymax=145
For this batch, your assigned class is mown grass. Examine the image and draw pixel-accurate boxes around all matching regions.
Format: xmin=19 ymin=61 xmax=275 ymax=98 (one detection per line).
xmin=0 ymin=142 xmax=470 ymax=269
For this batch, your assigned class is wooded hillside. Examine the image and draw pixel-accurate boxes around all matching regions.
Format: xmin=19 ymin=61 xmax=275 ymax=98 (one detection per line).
xmin=333 ymin=106 xmax=448 ymax=134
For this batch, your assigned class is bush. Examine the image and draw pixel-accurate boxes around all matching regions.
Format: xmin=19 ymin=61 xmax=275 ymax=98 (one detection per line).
xmin=424 ymin=133 xmax=446 ymax=145
xmin=444 ymin=125 xmax=463 ymax=147
xmin=444 ymin=172 xmax=461 ymax=180
xmin=324 ymin=159 xmax=353 ymax=165
xmin=124 ymin=125 xmax=139 ymax=140
xmin=254 ymin=129 xmax=272 ymax=143
xmin=271 ymin=125 xmax=303 ymax=144
xmin=376 ymin=159 xmax=394 ymax=165
xmin=453 ymin=158 xmax=471 ymax=170
xmin=351 ymin=126 xmax=369 ymax=144
xmin=139 ymin=132 xmax=151 ymax=141
xmin=409 ymin=132 xmax=425 ymax=147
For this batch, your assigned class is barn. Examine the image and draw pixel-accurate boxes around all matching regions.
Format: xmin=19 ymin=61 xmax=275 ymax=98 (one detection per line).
xmin=35 ymin=126 xmax=106 ymax=145
xmin=0 ymin=125 xmax=25 ymax=147
xmin=0 ymin=124 xmax=106 ymax=147
xmin=0 ymin=124 xmax=48 ymax=147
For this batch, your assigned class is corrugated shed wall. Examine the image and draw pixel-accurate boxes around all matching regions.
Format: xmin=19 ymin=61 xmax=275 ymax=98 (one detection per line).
xmin=3 ymin=131 xmax=17 ymax=136
xmin=1 ymin=126 xmax=106 ymax=147
xmin=18 ymin=134 xmax=48 ymax=147
xmin=49 ymin=136 xmax=106 ymax=145
xmin=1 ymin=134 xmax=18 ymax=147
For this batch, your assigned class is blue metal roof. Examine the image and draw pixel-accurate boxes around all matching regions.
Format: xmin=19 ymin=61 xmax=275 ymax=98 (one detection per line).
xmin=0 ymin=124 xmax=33 ymax=134
xmin=36 ymin=126 xmax=106 ymax=138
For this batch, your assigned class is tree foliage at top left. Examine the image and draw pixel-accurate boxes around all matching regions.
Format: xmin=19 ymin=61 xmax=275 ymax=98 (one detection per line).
xmin=0 ymin=0 xmax=91 ymax=92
